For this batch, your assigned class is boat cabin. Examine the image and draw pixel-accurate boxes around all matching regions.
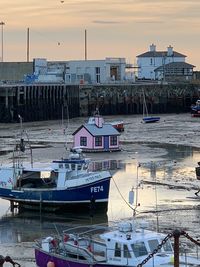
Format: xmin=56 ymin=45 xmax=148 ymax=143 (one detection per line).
xmin=0 ymin=148 xmax=90 ymax=189
xmin=98 ymin=222 xmax=173 ymax=265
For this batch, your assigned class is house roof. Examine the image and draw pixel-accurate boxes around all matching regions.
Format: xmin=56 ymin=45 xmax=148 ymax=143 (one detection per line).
xmin=154 ymin=61 xmax=195 ymax=71
xmin=73 ymin=123 xmax=120 ymax=136
xmin=137 ymin=51 xmax=186 ymax=58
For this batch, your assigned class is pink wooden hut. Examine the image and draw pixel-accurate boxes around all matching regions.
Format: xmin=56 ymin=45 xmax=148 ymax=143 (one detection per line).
xmin=72 ymin=115 xmax=120 ymax=152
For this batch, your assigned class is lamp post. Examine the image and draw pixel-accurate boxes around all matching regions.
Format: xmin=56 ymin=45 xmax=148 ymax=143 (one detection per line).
xmin=0 ymin=21 xmax=5 ymax=62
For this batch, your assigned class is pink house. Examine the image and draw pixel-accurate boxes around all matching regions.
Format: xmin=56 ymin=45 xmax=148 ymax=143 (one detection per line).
xmin=72 ymin=115 xmax=120 ymax=152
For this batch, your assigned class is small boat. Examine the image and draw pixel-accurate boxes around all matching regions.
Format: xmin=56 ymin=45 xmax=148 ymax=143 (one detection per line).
xmin=34 ymin=219 xmax=200 ymax=267
xmin=110 ymin=121 xmax=124 ymax=132
xmin=0 ymin=138 xmax=112 ymax=213
xmin=142 ymin=91 xmax=160 ymax=123
xmin=191 ymin=100 xmax=200 ymax=117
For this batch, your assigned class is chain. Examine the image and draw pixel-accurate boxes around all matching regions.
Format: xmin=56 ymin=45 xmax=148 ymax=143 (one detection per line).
xmin=137 ymin=232 xmax=173 ymax=267
xmin=0 ymin=255 xmax=21 ymax=267
xmin=137 ymin=230 xmax=200 ymax=267
xmin=181 ymin=231 xmax=200 ymax=247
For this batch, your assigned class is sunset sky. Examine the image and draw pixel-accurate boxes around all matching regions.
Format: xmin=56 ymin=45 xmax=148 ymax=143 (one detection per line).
xmin=1 ymin=0 xmax=200 ymax=69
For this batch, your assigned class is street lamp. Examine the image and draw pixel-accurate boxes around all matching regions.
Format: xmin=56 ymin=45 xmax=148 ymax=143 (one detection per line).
xmin=0 ymin=21 xmax=5 ymax=62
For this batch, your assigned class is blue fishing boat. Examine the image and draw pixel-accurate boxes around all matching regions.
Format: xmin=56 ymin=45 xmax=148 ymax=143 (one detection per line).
xmin=0 ymin=143 xmax=111 ymax=213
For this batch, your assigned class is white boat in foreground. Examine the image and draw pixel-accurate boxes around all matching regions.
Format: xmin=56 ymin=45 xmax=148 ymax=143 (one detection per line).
xmin=35 ymin=219 xmax=200 ymax=267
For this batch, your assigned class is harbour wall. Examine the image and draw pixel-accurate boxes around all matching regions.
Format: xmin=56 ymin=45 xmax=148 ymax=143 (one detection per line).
xmin=79 ymin=83 xmax=200 ymax=117
xmin=0 ymin=82 xmax=200 ymax=122
xmin=0 ymin=84 xmax=80 ymax=122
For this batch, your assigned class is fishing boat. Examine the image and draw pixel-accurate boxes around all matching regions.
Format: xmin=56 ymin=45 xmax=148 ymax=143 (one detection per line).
xmin=142 ymin=91 xmax=160 ymax=123
xmin=0 ymin=139 xmax=112 ymax=213
xmin=191 ymin=99 xmax=200 ymax=117
xmin=34 ymin=219 xmax=200 ymax=267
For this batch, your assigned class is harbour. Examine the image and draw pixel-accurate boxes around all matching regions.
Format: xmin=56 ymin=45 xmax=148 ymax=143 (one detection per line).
xmin=0 ymin=113 xmax=200 ymax=266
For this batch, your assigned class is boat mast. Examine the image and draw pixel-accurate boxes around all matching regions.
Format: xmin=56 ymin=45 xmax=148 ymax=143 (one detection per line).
xmin=142 ymin=90 xmax=148 ymax=117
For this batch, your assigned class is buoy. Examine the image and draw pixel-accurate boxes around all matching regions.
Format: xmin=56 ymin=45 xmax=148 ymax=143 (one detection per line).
xmin=47 ymin=261 xmax=55 ymax=267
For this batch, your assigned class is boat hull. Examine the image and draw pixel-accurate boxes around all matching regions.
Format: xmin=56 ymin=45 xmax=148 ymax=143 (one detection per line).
xmin=143 ymin=117 xmax=160 ymax=123
xmin=0 ymin=178 xmax=111 ymax=213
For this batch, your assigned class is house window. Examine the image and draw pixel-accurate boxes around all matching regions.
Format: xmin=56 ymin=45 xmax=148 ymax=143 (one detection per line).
xmin=110 ymin=136 xmax=117 ymax=146
xmin=95 ymin=136 xmax=102 ymax=146
xmin=150 ymin=58 xmax=153 ymax=65
xmin=95 ymin=67 xmax=100 ymax=83
xmin=80 ymin=137 xmax=87 ymax=146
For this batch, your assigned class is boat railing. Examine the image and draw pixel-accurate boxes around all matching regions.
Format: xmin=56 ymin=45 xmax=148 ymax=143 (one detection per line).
xmin=62 ymin=223 xmax=109 ymax=236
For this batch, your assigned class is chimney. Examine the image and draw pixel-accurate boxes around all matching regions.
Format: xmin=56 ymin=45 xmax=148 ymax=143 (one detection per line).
xmin=167 ymin=45 xmax=173 ymax=56
xmin=150 ymin=44 xmax=156 ymax=52
xmin=95 ymin=115 xmax=104 ymax=128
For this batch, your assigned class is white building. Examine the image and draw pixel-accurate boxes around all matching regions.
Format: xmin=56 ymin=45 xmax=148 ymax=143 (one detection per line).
xmin=137 ymin=44 xmax=186 ymax=80
xmin=32 ymin=58 xmax=135 ymax=84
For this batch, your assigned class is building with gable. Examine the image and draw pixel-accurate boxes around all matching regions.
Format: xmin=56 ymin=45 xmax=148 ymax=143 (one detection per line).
xmin=72 ymin=114 xmax=120 ymax=152
xmin=137 ymin=44 xmax=195 ymax=81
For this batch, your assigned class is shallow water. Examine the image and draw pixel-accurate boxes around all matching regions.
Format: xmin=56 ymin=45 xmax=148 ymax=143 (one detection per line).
xmin=0 ymin=114 xmax=200 ymax=245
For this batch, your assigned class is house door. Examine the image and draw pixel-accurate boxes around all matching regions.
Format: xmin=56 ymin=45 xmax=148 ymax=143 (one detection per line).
xmin=104 ymin=136 xmax=109 ymax=150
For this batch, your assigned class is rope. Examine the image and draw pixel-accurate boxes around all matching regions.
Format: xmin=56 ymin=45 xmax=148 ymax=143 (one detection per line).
xmin=111 ymin=177 xmax=136 ymax=212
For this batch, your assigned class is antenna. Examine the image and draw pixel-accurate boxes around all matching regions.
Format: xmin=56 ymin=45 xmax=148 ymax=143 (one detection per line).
xmin=85 ymin=29 xmax=87 ymax=60
xmin=27 ymin=28 xmax=30 ymax=62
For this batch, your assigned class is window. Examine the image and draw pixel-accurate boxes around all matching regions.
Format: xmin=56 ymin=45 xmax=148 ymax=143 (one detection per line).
xmin=124 ymin=244 xmax=131 ymax=258
xmin=150 ymin=58 xmax=153 ymax=65
xmin=114 ymin=243 xmax=121 ymax=257
xmin=71 ymin=164 xmax=76 ymax=170
xmin=131 ymin=242 xmax=148 ymax=257
xmin=163 ymin=240 xmax=173 ymax=252
xmin=77 ymin=164 xmax=82 ymax=170
xmin=95 ymin=67 xmax=100 ymax=83
xmin=110 ymin=136 xmax=117 ymax=146
xmin=148 ymin=239 xmax=161 ymax=253
xmin=80 ymin=136 xmax=87 ymax=146
xmin=95 ymin=136 xmax=102 ymax=146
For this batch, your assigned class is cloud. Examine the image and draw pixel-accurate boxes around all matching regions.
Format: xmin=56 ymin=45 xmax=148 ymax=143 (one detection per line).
xmin=92 ymin=20 xmax=123 ymax=24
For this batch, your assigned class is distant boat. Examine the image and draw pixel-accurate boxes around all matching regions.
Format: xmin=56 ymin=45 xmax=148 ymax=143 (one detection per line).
xmin=142 ymin=91 xmax=160 ymax=123
xmin=110 ymin=120 xmax=124 ymax=132
xmin=191 ymin=99 xmax=200 ymax=117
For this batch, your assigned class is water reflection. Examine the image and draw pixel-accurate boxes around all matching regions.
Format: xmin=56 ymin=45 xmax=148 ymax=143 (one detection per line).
xmin=89 ymin=159 xmax=123 ymax=172
xmin=0 ymin=211 xmax=108 ymax=244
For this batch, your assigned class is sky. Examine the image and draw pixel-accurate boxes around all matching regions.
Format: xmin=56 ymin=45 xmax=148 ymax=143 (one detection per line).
xmin=0 ymin=0 xmax=200 ymax=69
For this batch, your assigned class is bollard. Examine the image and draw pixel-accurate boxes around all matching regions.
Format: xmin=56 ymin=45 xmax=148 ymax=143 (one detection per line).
xmin=173 ymin=229 xmax=181 ymax=267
